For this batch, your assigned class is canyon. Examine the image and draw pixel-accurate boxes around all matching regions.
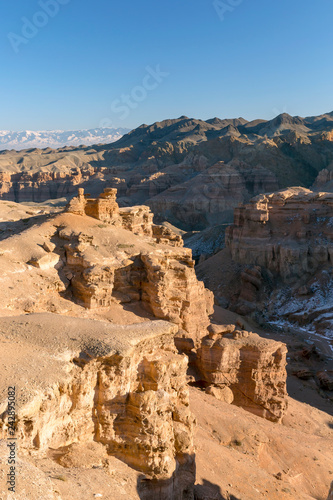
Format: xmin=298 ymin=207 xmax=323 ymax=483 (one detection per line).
xmin=197 ymin=187 xmax=333 ymax=450
xmin=216 ymin=187 xmax=333 ymax=338
xmin=1 ymin=188 xmax=332 ymax=499
xmin=0 ymin=111 xmax=333 ymax=498
xmin=3 ymin=0 xmax=333 ymax=496
xmin=1 ymin=111 xmax=333 ymax=231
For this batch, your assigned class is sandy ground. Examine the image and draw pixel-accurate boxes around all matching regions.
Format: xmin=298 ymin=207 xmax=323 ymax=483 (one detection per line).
xmin=192 ymin=386 xmax=333 ymax=500
xmin=213 ymin=305 xmax=333 ymax=417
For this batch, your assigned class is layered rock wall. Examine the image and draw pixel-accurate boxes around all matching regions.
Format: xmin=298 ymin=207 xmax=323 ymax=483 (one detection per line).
xmin=148 ymin=161 xmax=279 ymax=229
xmin=0 ymin=170 xmax=81 ymax=202
xmin=62 ymin=232 xmax=213 ymax=345
xmin=226 ymin=187 xmax=333 ymax=282
xmin=140 ymin=249 xmax=214 ymax=349
xmin=197 ymin=329 xmax=288 ymax=422
xmin=225 ymin=186 xmax=333 ymax=334
xmin=0 ymin=315 xmax=195 ymax=498
xmin=119 ymin=205 xmax=154 ymax=236
xmin=63 ymin=189 xmax=213 ymax=344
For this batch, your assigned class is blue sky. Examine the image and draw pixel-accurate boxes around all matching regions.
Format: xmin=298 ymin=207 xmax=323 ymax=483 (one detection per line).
xmin=1 ymin=0 xmax=332 ymax=131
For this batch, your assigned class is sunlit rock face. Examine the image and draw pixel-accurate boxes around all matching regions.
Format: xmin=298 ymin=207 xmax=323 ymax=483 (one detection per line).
xmin=226 ymin=187 xmax=333 ymax=334
xmin=0 ymin=315 xmax=196 ymax=498
xmin=197 ymin=329 xmax=288 ymax=422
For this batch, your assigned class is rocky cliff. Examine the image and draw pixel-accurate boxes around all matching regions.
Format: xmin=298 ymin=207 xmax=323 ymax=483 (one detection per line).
xmin=197 ymin=328 xmax=287 ymax=422
xmin=226 ymin=187 xmax=333 ymax=281
xmin=0 ymin=191 xmax=288 ymax=412
xmin=2 ymin=111 xmax=333 ymax=230
xmin=0 ymin=190 xmax=294 ymax=498
xmin=224 ymin=187 xmax=333 ymax=337
xmin=0 ymin=315 xmax=195 ymax=499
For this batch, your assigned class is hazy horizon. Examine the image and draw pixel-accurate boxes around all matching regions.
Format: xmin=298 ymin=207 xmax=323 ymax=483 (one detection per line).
xmin=2 ymin=108 xmax=333 ymax=134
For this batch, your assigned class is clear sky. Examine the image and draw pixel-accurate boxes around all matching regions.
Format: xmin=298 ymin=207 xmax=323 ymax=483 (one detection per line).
xmin=1 ymin=0 xmax=332 ymax=131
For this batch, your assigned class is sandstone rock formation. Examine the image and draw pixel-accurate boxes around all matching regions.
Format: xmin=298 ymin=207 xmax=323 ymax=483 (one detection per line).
xmin=67 ymin=187 xmax=184 ymax=243
xmin=192 ymin=176 xmax=333 ymax=324
xmin=225 ymin=187 xmax=333 ymax=334
xmin=0 ymin=190 xmax=289 ymax=426
xmin=140 ymin=249 xmax=214 ymax=350
xmin=226 ymin=187 xmax=333 ymax=281
xmin=60 ymin=189 xmax=212 ymax=346
xmin=0 ymin=314 xmax=195 ymax=498
xmin=197 ymin=329 xmax=288 ymax=422
xmin=0 ymin=188 xmax=290 ymax=453
xmin=119 ymin=205 xmax=154 ymax=236
xmin=67 ymin=186 xmax=120 ymax=219
xmin=152 ymin=224 xmax=183 ymax=247
xmin=0 ymin=190 xmax=212 ymax=341
xmin=0 ymin=188 xmax=307 ymax=500
xmin=2 ymin=187 xmax=331 ymax=499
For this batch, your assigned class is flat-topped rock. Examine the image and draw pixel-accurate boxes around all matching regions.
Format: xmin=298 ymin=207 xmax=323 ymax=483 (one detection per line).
xmin=0 ymin=313 xmax=177 ymax=410
xmin=0 ymin=313 xmax=177 ymax=358
xmin=0 ymin=313 xmax=194 ymax=494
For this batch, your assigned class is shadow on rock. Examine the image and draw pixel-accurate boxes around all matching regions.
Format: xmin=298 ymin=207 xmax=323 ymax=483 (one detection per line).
xmin=136 ymin=453 xmax=196 ymax=500
xmin=194 ymin=479 xmax=241 ymax=500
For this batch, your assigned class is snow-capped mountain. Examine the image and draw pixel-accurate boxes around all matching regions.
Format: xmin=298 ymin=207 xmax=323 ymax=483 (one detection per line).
xmin=0 ymin=128 xmax=130 ymax=151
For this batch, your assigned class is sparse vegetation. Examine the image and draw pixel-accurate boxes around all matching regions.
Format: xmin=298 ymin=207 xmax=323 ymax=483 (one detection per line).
xmin=117 ymin=243 xmax=135 ymax=249
xmin=53 ymin=475 xmax=68 ymax=482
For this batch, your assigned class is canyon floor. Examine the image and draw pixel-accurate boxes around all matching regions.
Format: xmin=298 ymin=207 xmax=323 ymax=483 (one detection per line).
xmin=2 ymin=388 xmax=330 ymax=500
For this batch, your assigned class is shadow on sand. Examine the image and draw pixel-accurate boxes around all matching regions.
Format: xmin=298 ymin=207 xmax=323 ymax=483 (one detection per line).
xmin=136 ymin=461 xmax=241 ymax=500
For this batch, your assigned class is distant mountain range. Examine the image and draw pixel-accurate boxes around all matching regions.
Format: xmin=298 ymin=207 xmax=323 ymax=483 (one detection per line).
xmin=1 ymin=111 xmax=333 ymax=230
xmin=0 ymin=128 xmax=131 ymax=151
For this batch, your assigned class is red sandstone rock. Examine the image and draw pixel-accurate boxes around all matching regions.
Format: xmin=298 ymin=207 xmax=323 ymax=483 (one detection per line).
xmin=226 ymin=187 xmax=333 ymax=282
xmin=0 ymin=315 xmax=195 ymax=497
xmin=197 ymin=331 xmax=288 ymax=422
